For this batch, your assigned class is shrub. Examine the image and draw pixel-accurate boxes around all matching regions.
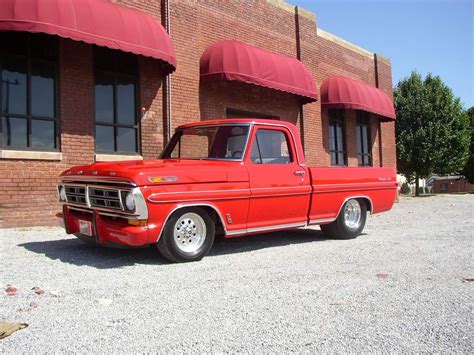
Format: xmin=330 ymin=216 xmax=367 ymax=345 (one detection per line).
xmin=400 ymin=182 xmax=411 ymax=195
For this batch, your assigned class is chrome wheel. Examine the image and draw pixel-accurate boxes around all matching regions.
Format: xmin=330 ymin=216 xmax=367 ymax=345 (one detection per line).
xmin=343 ymin=199 xmax=362 ymax=229
xmin=173 ymin=212 xmax=207 ymax=253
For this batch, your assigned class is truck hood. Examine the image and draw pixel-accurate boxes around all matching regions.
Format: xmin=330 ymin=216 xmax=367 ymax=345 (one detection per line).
xmin=59 ymin=159 xmax=248 ymax=186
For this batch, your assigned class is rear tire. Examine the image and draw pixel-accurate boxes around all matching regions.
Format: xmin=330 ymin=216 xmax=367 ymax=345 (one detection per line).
xmin=320 ymin=199 xmax=367 ymax=240
xmin=157 ymin=207 xmax=215 ymax=263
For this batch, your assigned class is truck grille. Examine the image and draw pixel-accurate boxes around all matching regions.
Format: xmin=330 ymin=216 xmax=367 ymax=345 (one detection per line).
xmin=59 ymin=178 xmax=147 ymax=220
xmin=89 ymin=187 xmax=122 ymax=210
xmin=65 ymin=186 xmax=87 ymax=205
xmin=63 ymin=184 xmax=126 ymax=211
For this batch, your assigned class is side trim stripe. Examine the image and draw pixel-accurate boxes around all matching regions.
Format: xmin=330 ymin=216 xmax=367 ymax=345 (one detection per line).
xmin=148 ymin=185 xmax=312 ymax=203
xmin=228 ymin=222 xmax=306 ymax=236
xmin=308 ymin=218 xmax=336 ymax=225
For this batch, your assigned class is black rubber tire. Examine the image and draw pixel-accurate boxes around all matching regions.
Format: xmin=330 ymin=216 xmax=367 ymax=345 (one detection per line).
xmin=320 ymin=199 xmax=367 ymax=240
xmin=157 ymin=207 xmax=215 ymax=263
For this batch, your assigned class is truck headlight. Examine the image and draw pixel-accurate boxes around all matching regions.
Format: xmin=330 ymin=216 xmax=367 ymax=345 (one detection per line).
xmin=59 ymin=186 xmax=66 ymax=201
xmin=121 ymin=188 xmax=147 ymax=220
xmin=125 ymin=192 xmax=136 ymax=211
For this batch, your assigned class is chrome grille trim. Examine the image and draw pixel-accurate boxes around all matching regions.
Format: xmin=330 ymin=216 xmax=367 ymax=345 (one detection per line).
xmin=59 ymin=176 xmax=136 ymax=186
xmin=69 ymin=206 xmax=93 ymax=214
xmin=62 ymin=184 xmax=127 ymax=211
xmin=64 ymin=185 xmax=87 ymax=205
xmin=88 ymin=187 xmax=122 ymax=210
xmin=58 ymin=183 xmax=148 ymax=220
xmin=89 ymin=197 xmax=122 ymax=210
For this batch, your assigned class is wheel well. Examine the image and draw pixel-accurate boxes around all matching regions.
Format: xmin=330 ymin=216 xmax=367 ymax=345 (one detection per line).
xmin=356 ymin=197 xmax=372 ymax=214
xmin=169 ymin=205 xmax=226 ymax=236
xmin=198 ymin=206 xmax=226 ymax=235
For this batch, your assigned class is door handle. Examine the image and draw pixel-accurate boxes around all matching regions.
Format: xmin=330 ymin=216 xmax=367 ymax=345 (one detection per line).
xmin=294 ymin=170 xmax=306 ymax=176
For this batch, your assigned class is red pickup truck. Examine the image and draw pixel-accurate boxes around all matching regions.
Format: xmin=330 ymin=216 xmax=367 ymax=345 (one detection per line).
xmin=58 ymin=119 xmax=397 ymax=262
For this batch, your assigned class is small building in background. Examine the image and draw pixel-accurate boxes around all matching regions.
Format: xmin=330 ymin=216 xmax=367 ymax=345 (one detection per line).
xmin=427 ymin=176 xmax=474 ymax=194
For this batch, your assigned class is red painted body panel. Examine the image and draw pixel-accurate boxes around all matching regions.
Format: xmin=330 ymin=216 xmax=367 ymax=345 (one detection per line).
xmin=244 ymin=124 xmax=311 ymax=230
xmin=309 ymin=167 xmax=397 ymax=222
xmin=59 ymin=119 xmax=397 ymax=247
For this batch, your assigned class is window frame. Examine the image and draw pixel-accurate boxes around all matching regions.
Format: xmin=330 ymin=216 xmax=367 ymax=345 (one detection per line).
xmin=0 ymin=33 xmax=59 ymax=152
xmin=249 ymin=127 xmax=294 ymax=165
xmin=328 ymin=110 xmax=347 ymax=166
xmin=93 ymin=47 xmax=140 ymax=155
xmin=161 ymin=124 xmax=251 ymax=161
xmin=356 ymin=111 xmax=373 ymax=167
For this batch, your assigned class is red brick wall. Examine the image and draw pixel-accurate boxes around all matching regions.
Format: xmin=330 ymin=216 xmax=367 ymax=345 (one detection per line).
xmin=377 ymin=59 xmax=397 ymax=169
xmin=200 ymin=81 xmax=300 ymax=123
xmin=60 ymin=40 xmax=94 ymax=166
xmin=139 ymin=57 xmax=165 ymax=159
xmin=0 ymin=0 xmax=396 ymax=227
xmin=297 ymin=13 xmax=321 ymax=164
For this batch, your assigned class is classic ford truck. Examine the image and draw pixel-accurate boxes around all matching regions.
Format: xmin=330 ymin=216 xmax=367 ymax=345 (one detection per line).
xmin=58 ymin=119 xmax=397 ymax=262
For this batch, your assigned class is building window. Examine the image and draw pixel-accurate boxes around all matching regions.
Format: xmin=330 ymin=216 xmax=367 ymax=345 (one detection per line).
xmin=94 ymin=47 xmax=139 ymax=154
xmin=356 ymin=111 xmax=372 ymax=166
xmin=329 ymin=110 xmax=346 ymax=166
xmin=440 ymin=183 xmax=448 ymax=192
xmin=226 ymin=108 xmax=279 ymax=119
xmin=0 ymin=33 xmax=58 ymax=151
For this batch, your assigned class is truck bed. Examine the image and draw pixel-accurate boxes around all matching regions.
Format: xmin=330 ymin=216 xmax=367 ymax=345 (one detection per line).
xmin=308 ymin=167 xmax=398 ymax=224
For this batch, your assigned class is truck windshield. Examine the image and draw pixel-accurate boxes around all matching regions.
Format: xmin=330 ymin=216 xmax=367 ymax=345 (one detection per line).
xmin=161 ymin=125 xmax=250 ymax=160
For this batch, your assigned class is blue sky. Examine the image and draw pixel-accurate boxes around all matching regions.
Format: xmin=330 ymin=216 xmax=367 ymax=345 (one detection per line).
xmin=293 ymin=0 xmax=473 ymax=109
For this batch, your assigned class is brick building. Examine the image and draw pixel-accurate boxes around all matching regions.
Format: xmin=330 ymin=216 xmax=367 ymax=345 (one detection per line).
xmin=430 ymin=176 xmax=474 ymax=194
xmin=0 ymin=0 xmax=396 ymax=228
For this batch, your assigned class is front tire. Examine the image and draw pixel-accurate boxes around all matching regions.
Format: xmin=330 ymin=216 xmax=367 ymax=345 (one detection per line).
xmin=157 ymin=207 xmax=215 ymax=263
xmin=320 ymin=199 xmax=367 ymax=240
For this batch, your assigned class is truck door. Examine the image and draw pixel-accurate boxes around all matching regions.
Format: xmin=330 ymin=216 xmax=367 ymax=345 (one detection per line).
xmin=245 ymin=126 xmax=311 ymax=232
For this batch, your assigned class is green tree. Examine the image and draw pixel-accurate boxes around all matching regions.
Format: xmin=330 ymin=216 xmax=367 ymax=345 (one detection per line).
xmin=394 ymin=72 xmax=470 ymax=195
xmin=462 ymin=107 xmax=474 ymax=183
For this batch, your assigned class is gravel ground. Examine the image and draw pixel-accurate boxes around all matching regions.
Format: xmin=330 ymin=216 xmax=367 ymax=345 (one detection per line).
xmin=1 ymin=194 xmax=473 ymax=353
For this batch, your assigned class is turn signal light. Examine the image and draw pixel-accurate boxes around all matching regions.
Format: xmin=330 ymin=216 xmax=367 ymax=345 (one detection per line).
xmin=127 ymin=219 xmax=147 ymax=226
xmin=148 ymin=176 xmax=178 ymax=183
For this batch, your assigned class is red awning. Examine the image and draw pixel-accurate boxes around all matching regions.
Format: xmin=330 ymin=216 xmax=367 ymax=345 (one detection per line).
xmin=320 ymin=76 xmax=396 ymax=119
xmin=0 ymin=0 xmax=176 ymax=73
xmin=200 ymin=40 xmax=317 ymax=102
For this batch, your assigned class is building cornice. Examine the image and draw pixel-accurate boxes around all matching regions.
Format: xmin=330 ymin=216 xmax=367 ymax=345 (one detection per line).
xmin=318 ymin=28 xmax=391 ymax=64
xmin=266 ymin=0 xmax=316 ymax=22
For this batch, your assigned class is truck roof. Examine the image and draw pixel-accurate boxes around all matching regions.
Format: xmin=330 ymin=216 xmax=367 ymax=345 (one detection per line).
xmin=176 ymin=118 xmax=296 ymax=130
xmin=175 ymin=118 xmax=305 ymax=166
